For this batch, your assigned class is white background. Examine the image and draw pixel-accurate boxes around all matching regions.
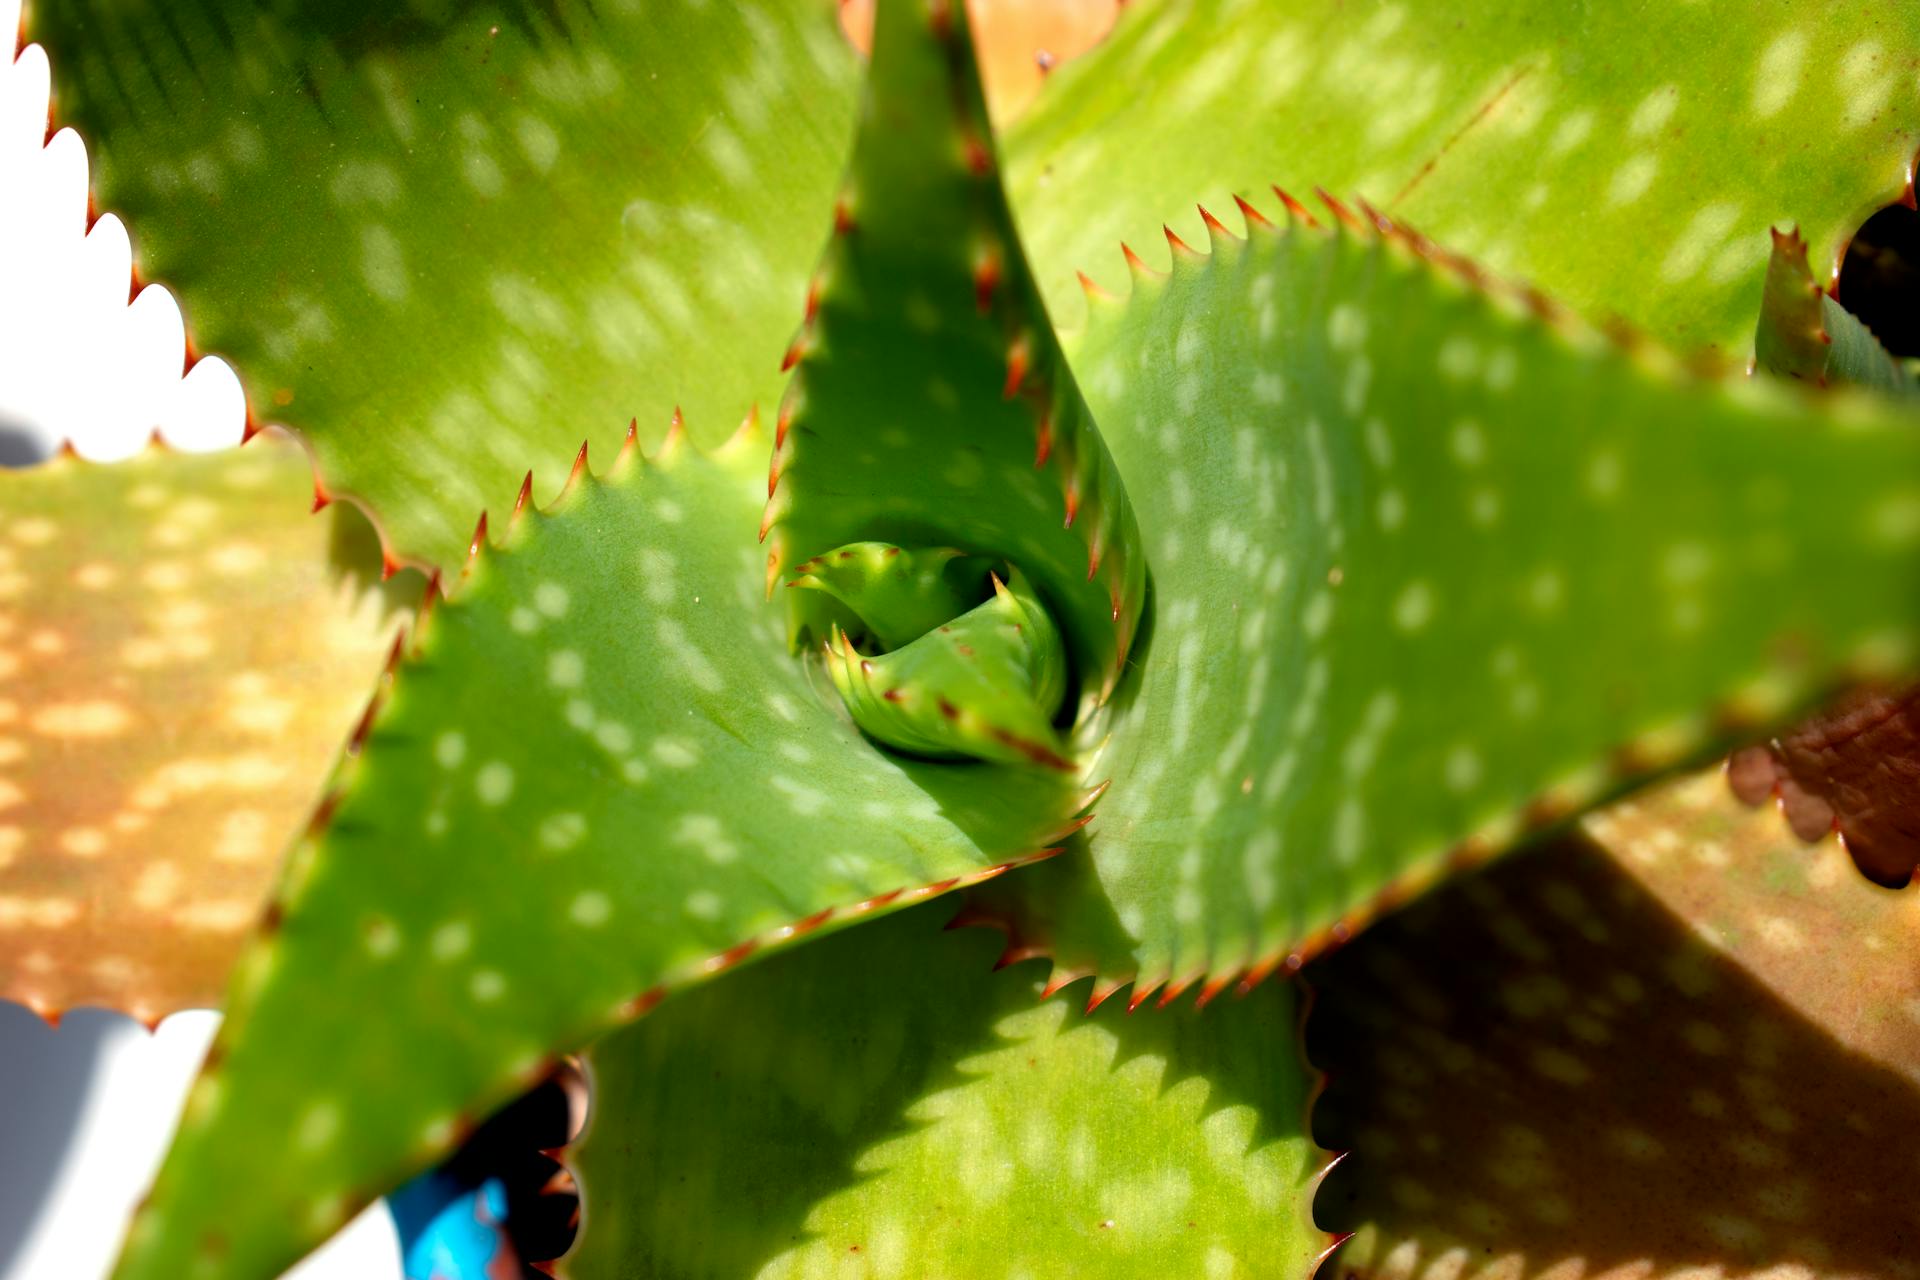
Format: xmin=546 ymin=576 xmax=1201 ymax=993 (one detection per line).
xmin=1 ymin=5 xmax=403 ymax=1274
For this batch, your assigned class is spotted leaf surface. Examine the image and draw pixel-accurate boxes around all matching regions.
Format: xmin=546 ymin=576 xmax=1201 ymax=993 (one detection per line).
xmin=763 ymin=0 xmax=1145 ymax=710
xmin=0 ymin=438 xmax=406 ymax=1023
xmin=1004 ymin=0 xmax=1920 ymax=353
xmin=1311 ymin=769 xmax=1920 ymax=1280
xmin=971 ymin=201 xmax=1920 ymax=1001
xmin=565 ymin=900 xmax=1322 ymax=1280
xmin=1755 ymin=226 xmax=1916 ymax=397
xmin=26 ymin=0 xmax=858 ymax=570
xmin=111 ymin=431 xmax=1088 ymax=1280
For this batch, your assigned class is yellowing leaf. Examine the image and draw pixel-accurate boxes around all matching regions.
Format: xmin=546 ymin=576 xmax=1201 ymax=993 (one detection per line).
xmin=0 ymin=438 xmax=409 ymax=1023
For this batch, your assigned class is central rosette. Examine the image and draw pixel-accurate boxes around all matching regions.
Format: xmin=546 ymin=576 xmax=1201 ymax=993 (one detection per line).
xmin=788 ymin=542 xmax=1072 ymax=770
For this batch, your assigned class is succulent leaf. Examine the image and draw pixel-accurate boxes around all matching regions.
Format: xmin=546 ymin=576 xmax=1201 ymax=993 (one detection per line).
xmin=1003 ymin=0 xmax=1920 ymax=353
xmin=1755 ymin=226 xmax=1916 ymax=397
xmin=108 ymin=430 xmax=1089 ymax=1280
xmin=565 ymin=899 xmax=1324 ymax=1279
xmin=0 ymin=437 xmax=407 ymax=1023
xmin=762 ymin=0 xmax=1146 ymax=710
xmin=972 ymin=200 xmax=1920 ymax=1000
xmin=786 ymin=541 xmax=992 ymax=652
xmin=24 ymin=0 xmax=860 ymax=570
xmin=825 ymin=566 xmax=1070 ymax=769
xmin=1312 ymin=769 xmax=1920 ymax=1279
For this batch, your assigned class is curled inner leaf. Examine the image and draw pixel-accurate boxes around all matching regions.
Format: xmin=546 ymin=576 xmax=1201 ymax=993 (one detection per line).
xmin=786 ymin=541 xmax=993 ymax=652
xmin=823 ymin=564 xmax=1071 ymax=770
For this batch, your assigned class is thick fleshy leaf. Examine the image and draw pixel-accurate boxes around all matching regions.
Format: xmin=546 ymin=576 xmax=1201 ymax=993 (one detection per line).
xmin=787 ymin=541 xmax=991 ymax=652
xmin=110 ymin=427 xmax=1090 ymax=1280
xmin=26 ymin=0 xmax=859 ymax=569
xmin=826 ymin=566 xmax=1070 ymax=769
xmin=1754 ymin=226 xmax=1915 ymax=396
xmin=1311 ymin=769 xmax=1920 ymax=1280
xmin=1004 ymin=0 xmax=1920 ymax=353
xmin=0 ymin=437 xmax=405 ymax=1022
xmin=762 ymin=0 xmax=1145 ymax=709
xmin=968 ymin=200 xmax=1920 ymax=1000
xmin=564 ymin=899 xmax=1324 ymax=1280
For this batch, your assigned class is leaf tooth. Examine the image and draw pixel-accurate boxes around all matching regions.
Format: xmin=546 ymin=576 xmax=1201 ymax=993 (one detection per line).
xmin=1040 ymin=967 xmax=1090 ymax=1000
xmin=972 ymin=243 xmax=1004 ymax=314
xmin=1124 ymin=978 xmax=1165 ymax=1013
xmin=1314 ymin=187 xmax=1367 ymax=235
xmin=1155 ymin=972 xmax=1200 ymax=1009
xmin=1193 ymin=973 xmax=1235 ymax=1010
xmin=1074 ymin=270 xmax=1115 ymax=304
xmin=1083 ymin=977 xmax=1127 ymax=1013
xmin=1197 ymin=202 xmax=1238 ymax=248
xmin=1120 ymin=241 xmax=1166 ymax=282
xmin=1271 ymin=184 xmax=1319 ymax=227
xmin=1232 ymin=192 xmax=1274 ymax=232
xmin=611 ymin=416 xmax=641 ymax=472
xmin=1001 ymin=333 xmax=1031 ymax=399
xmin=1163 ymin=222 xmax=1203 ymax=262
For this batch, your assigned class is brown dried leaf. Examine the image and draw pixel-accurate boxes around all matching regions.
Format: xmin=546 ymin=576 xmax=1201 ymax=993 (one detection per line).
xmin=1310 ymin=769 xmax=1920 ymax=1280
xmin=0 ymin=437 xmax=410 ymax=1023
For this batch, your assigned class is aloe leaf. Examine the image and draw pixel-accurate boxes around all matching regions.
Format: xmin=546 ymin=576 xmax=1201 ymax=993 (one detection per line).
xmin=826 ymin=566 xmax=1070 ymax=769
xmin=24 ymin=0 xmax=858 ymax=570
xmin=1004 ymin=0 xmax=1920 ymax=353
xmin=0 ymin=437 xmax=406 ymax=1023
xmin=564 ymin=899 xmax=1324 ymax=1280
xmin=787 ymin=541 xmax=992 ymax=651
xmin=969 ymin=202 xmax=1920 ymax=1002
xmin=108 ymin=429 xmax=1090 ymax=1280
xmin=1312 ymin=770 xmax=1920 ymax=1278
xmin=762 ymin=0 xmax=1146 ymax=709
xmin=1755 ymin=226 xmax=1916 ymax=397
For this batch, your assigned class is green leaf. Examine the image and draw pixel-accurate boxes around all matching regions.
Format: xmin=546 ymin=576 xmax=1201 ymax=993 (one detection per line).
xmin=25 ymin=0 xmax=859 ymax=570
xmin=565 ymin=899 xmax=1325 ymax=1280
xmin=826 ymin=566 xmax=1071 ymax=770
xmin=1312 ymin=769 xmax=1920 ymax=1278
xmin=1755 ymin=226 xmax=1915 ymax=397
xmin=1003 ymin=0 xmax=1920 ymax=353
xmin=787 ymin=541 xmax=992 ymax=651
xmin=761 ymin=0 xmax=1146 ymax=709
xmin=109 ymin=428 xmax=1091 ymax=1280
xmin=969 ymin=202 xmax=1920 ymax=1001
xmin=0 ymin=437 xmax=407 ymax=1023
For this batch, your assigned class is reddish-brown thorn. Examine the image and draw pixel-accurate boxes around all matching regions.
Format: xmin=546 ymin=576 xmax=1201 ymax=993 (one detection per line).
xmin=1233 ymin=192 xmax=1273 ymax=229
xmin=381 ymin=629 xmax=407 ymax=678
xmin=1033 ymin=409 xmax=1054 ymax=467
xmin=1085 ymin=540 xmax=1101 ymax=581
xmin=775 ymin=402 xmax=794 ymax=450
xmin=711 ymin=938 xmax=758 ymax=971
xmin=620 ymin=987 xmax=666 ymax=1020
xmin=347 ymin=693 xmax=382 ymax=755
xmin=1076 ymin=270 xmax=1113 ymax=302
xmin=1121 ymin=242 xmax=1156 ymax=277
xmin=833 ymin=197 xmax=857 ymax=234
xmin=567 ymin=439 xmax=590 ymax=490
xmin=1002 ymin=337 xmax=1031 ymax=399
xmin=663 ymin=405 xmax=686 ymax=451
xmin=1063 ymin=480 xmax=1081 ymax=528
xmin=1315 ymin=188 xmax=1366 ymax=233
xmin=963 ymin=134 xmax=993 ymax=176
xmin=512 ymin=471 xmax=535 ymax=520
xmin=1125 ymin=979 xmax=1164 ymax=1013
xmin=1085 ymin=979 xmax=1126 ymax=1014
xmin=1272 ymin=185 xmax=1318 ymax=227
xmin=780 ymin=334 xmax=808 ymax=373
xmin=467 ymin=512 xmax=489 ymax=563
xmin=241 ymin=409 xmax=265 ymax=443
xmin=973 ymin=250 xmax=1003 ymax=315
xmin=803 ymin=275 xmax=824 ymax=325
xmin=1156 ymin=974 xmax=1198 ymax=1009
xmin=1198 ymin=204 xmax=1234 ymax=240
xmin=1163 ymin=223 xmax=1200 ymax=259
xmin=788 ymin=908 xmax=835 ymax=938
xmin=1235 ymin=953 xmax=1285 ymax=997
xmin=1194 ymin=974 xmax=1234 ymax=1010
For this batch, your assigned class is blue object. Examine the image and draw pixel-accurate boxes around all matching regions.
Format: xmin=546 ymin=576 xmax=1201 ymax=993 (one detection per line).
xmin=387 ymin=1171 xmax=519 ymax=1280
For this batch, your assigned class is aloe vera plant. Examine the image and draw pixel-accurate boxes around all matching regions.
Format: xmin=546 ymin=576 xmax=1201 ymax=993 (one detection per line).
xmin=6 ymin=0 xmax=1920 ymax=1276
